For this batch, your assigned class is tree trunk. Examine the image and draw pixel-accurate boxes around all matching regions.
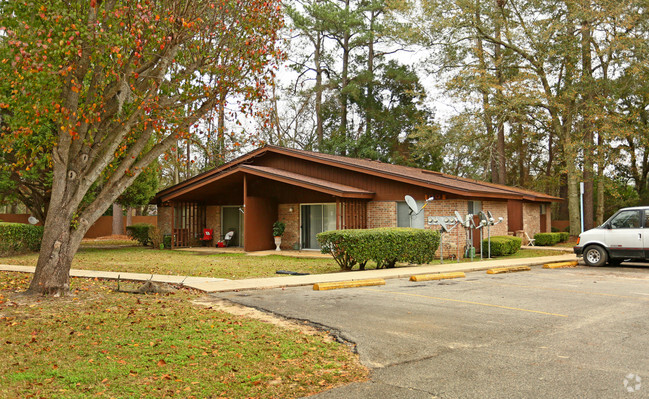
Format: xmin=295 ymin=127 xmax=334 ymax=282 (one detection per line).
xmin=581 ymin=18 xmax=594 ymax=230
xmin=474 ymin=2 xmax=497 ymax=183
xmin=217 ymin=90 xmax=226 ymax=162
xmin=112 ymin=203 xmax=123 ymax=235
xmin=339 ymin=0 xmax=351 ymax=155
xmin=27 ymin=208 xmax=84 ymax=296
xmin=494 ymin=0 xmax=506 ymax=185
xmin=516 ymin=123 xmax=526 ymax=186
xmin=596 ymin=161 xmax=605 ymax=225
xmin=126 ymin=207 xmax=133 ymax=227
xmin=315 ymin=32 xmax=324 ymax=150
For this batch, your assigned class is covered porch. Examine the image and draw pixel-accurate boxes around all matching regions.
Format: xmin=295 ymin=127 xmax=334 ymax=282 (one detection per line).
xmin=156 ymin=165 xmax=374 ymax=251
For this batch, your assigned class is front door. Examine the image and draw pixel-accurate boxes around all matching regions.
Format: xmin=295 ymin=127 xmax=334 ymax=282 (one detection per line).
xmin=301 ymin=204 xmax=336 ymax=249
xmin=606 ymin=209 xmax=643 ymax=258
xmin=222 ymin=206 xmax=244 ymax=247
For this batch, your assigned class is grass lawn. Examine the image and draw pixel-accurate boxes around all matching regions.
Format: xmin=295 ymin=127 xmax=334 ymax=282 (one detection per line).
xmin=1 ymin=246 xmax=568 ymax=279
xmin=0 ymin=272 xmax=367 ymax=398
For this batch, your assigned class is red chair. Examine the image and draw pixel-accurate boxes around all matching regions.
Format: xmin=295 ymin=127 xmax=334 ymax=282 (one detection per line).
xmin=200 ymin=229 xmax=213 ymax=245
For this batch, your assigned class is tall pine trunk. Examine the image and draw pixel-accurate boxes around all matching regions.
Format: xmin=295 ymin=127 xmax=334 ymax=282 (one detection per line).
xmin=494 ymin=0 xmax=506 ymax=185
xmin=581 ymin=18 xmax=594 ymax=230
xmin=315 ymin=32 xmax=324 ymax=149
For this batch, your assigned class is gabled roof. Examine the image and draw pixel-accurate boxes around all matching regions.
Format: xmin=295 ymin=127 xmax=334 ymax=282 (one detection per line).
xmin=154 ymin=145 xmax=561 ymax=203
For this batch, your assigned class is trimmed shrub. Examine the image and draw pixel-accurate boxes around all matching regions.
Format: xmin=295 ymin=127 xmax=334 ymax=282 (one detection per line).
xmin=559 ymin=232 xmax=569 ymax=242
xmin=481 ymin=235 xmax=522 ymax=256
xmin=551 ymin=226 xmax=559 ymax=232
xmin=149 ymin=226 xmax=164 ymax=249
xmin=126 ymin=223 xmax=154 ymax=246
xmin=0 ymin=222 xmax=44 ymax=255
xmin=534 ymin=232 xmax=561 ymax=246
xmin=317 ymin=228 xmax=441 ymax=271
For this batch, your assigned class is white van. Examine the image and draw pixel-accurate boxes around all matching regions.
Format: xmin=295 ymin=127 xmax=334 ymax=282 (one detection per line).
xmin=574 ymin=206 xmax=649 ymax=266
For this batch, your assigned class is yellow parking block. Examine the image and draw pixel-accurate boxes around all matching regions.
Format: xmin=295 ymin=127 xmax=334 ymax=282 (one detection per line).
xmin=543 ymin=261 xmax=578 ymax=269
xmin=313 ymin=278 xmax=386 ymax=291
xmin=410 ymin=272 xmax=466 ymax=282
xmin=486 ymin=266 xmax=531 ymax=274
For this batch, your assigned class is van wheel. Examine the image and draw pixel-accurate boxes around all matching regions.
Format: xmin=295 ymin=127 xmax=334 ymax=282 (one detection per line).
xmin=584 ymin=246 xmax=607 ymax=267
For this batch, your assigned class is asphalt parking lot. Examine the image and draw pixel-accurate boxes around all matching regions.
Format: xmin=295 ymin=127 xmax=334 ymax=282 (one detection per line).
xmin=214 ymin=265 xmax=649 ymax=398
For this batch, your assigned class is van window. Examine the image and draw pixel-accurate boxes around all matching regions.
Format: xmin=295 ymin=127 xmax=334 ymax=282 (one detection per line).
xmin=609 ymin=210 xmax=641 ymax=229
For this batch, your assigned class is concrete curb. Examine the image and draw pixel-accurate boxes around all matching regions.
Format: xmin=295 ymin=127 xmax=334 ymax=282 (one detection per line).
xmin=313 ymin=279 xmax=386 ymax=291
xmin=486 ymin=266 xmax=531 ymax=274
xmin=0 ymin=253 xmax=578 ymax=293
xmin=410 ymin=272 xmax=465 ymax=282
xmin=543 ymin=261 xmax=579 ymax=269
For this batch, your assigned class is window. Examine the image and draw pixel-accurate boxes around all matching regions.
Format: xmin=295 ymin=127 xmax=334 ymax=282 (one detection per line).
xmin=468 ymin=201 xmax=482 ymax=215
xmin=540 ymin=204 xmax=546 ymax=215
xmin=397 ymin=201 xmax=425 ymax=229
xmin=609 ymin=210 xmax=641 ymax=229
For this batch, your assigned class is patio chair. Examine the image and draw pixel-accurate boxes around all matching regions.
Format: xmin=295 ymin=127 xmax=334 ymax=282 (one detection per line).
xmin=223 ymin=230 xmax=235 ymax=247
xmin=200 ymin=229 xmax=214 ymax=246
xmin=524 ymin=232 xmax=535 ymax=246
xmin=217 ymin=230 xmax=235 ymax=247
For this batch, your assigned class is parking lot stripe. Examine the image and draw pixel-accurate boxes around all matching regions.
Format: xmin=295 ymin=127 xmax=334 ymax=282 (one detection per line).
xmin=361 ymin=288 xmax=568 ymax=317
xmin=477 ymin=281 xmax=649 ymax=301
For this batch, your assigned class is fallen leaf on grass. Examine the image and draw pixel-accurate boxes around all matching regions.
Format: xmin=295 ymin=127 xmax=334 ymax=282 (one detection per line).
xmin=157 ymin=359 xmax=166 ymax=366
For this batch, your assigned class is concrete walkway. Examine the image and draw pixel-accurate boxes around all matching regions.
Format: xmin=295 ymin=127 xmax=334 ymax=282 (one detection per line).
xmin=0 ymin=252 xmax=578 ymax=293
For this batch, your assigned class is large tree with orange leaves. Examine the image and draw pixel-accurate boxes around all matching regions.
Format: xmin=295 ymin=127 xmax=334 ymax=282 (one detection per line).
xmin=0 ymin=0 xmax=283 ymax=295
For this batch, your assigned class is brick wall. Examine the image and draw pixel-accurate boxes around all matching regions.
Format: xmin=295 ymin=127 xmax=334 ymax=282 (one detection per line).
xmin=483 ymin=200 xmax=509 ymax=237
xmin=206 ymin=206 xmax=221 ymax=239
xmin=367 ymin=201 xmax=397 ymax=228
xmin=523 ymin=202 xmax=541 ymax=238
xmin=278 ymin=203 xmax=299 ymax=250
xmin=424 ymin=199 xmax=468 ymax=259
xmin=158 ymin=206 xmax=172 ymax=235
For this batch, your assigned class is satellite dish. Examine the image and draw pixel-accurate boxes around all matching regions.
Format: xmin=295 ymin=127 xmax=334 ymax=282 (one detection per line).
xmin=404 ymin=195 xmax=419 ymax=214
xmin=28 ymin=216 xmax=38 ymax=225
xmin=454 ymin=211 xmax=465 ymax=227
xmin=479 ymin=211 xmax=488 ymax=223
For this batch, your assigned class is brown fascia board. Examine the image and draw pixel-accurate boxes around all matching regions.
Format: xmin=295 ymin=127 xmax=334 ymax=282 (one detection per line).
xmin=159 ymin=164 xmax=375 ymax=202
xmin=154 ymin=146 xmax=271 ymax=201
xmin=274 ymin=147 xmax=563 ymax=202
xmin=156 ymin=145 xmax=560 ymax=203
xmin=240 ymin=166 xmax=374 ymax=198
xmin=159 ymin=166 xmax=245 ymax=202
xmin=263 ymin=146 xmax=546 ymax=201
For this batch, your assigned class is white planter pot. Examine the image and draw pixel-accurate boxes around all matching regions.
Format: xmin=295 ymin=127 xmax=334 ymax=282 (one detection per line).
xmin=274 ymin=236 xmax=282 ymax=251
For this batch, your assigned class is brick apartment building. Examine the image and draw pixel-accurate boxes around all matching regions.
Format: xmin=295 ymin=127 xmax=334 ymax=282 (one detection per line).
xmin=153 ymin=145 xmax=559 ymax=252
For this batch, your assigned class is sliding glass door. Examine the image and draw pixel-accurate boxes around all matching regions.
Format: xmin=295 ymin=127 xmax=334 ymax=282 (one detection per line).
xmin=301 ymin=204 xmax=336 ymax=249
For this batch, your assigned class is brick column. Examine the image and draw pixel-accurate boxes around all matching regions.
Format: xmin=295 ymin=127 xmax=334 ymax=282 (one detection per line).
xmin=278 ymin=204 xmax=299 ymax=250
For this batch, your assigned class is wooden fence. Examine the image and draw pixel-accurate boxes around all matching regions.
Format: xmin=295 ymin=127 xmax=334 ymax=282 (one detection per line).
xmin=0 ymin=214 xmax=157 ymax=239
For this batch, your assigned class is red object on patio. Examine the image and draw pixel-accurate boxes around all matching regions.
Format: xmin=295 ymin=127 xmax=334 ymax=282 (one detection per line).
xmin=201 ymin=228 xmax=213 ymax=242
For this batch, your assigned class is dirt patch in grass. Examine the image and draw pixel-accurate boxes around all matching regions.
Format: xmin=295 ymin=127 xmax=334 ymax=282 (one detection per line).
xmin=193 ymin=297 xmax=324 ymax=337
xmin=0 ymin=272 xmax=368 ymax=398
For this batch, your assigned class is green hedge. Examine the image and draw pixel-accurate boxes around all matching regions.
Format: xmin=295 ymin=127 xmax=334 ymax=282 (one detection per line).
xmin=559 ymin=232 xmax=569 ymax=242
xmin=126 ymin=223 xmax=154 ymax=246
xmin=317 ymin=228 xmax=441 ymax=271
xmin=0 ymin=222 xmax=44 ymax=254
xmin=534 ymin=232 xmax=561 ymax=246
xmin=481 ymin=235 xmax=522 ymax=256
